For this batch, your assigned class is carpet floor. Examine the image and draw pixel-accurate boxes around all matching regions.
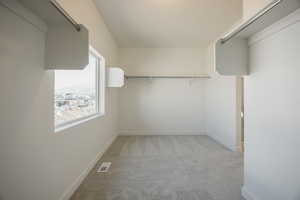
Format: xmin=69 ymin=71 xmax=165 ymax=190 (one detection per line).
xmin=71 ymin=136 xmax=244 ymax=200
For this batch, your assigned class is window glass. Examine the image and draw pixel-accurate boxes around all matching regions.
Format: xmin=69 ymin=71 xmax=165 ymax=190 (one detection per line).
xmin=54 ymin=51 xmax=103 ymax=128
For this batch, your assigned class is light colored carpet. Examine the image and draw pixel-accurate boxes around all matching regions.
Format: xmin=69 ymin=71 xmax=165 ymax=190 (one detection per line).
xmin=71 ymin=136 xmax=244 ymax=200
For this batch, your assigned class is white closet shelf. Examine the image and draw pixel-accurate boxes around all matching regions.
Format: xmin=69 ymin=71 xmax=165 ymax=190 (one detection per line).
xmin=17 ymin=0 xmax=80 ymax=31
xmin=215 ymin=0 xmax=300 ymax=76
xmin=125 ymin=75 xmax=211 ymax=79
xmin=2 ymin=0 xmax=89 ymax=70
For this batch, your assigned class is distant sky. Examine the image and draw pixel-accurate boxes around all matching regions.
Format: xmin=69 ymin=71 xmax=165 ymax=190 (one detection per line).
xmin=55 ymin=55 xmax=97 ymax=90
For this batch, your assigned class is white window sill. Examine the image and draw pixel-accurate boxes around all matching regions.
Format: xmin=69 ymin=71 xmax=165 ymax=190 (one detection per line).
xmin=55 ymin=113 xmax=104 ymax=133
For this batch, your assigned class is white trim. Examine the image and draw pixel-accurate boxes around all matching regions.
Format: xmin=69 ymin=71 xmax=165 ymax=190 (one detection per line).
xmin=59 ymin=134 xmax=117 ymax=200
xmin=118 ymin=130 xmax=236 ymax=151
xmin=208 ymin=133 xmax=237 ymax=151
xmin=90 ymin=46 xmax=106 ymax=117
xmin=54 ymin=46 xmax=106 ymax=132
xmin=0 ymin=0 xmax=47 ymax=33
xmin=55 ymin=113 xmax=103 ymax=133
xmin=119 ymin=130 xmax=207 ymax=136
xmin=249 ymin=8 xmax=300 ymax=46
xmin=242 ymin=186 xmax=258 ymax=200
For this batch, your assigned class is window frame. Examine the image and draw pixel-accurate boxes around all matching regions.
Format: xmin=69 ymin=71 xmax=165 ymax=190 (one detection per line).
xmin=55 ymin=46 xmax=105 ymax=132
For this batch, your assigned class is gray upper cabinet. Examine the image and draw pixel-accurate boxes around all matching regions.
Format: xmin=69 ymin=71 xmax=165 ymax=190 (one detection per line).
xmin=45 ymin=24 xmax=89 ymax=70
xmin=215 ymin=38 xmax=249 ymax=76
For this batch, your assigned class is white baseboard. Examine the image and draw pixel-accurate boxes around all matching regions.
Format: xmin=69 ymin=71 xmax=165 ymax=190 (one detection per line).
xmin=242 ymin=186 xmax=258 ymax=200
xmin=207 ymin=133 xmax=237 ymax=151
xmin=119 ymin=130 xmax=207 ymax=136
xmin=119 ymin=131 xmax=237 ymax=151
xmin=59 ymin=134 xmax=117 ymax=200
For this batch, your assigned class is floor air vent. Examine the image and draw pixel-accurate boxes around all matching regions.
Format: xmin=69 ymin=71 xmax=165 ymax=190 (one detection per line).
xmin=97 ymin=162 xmax=111 ymax=173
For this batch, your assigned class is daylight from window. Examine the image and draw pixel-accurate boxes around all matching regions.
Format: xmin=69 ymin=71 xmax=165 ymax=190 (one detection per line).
xmin=55 ymin=54 xmax=99 ymax=127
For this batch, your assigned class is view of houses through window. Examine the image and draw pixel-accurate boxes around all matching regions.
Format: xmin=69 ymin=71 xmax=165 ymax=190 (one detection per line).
xmin=54 ymin=52 xmax=100 ymax=127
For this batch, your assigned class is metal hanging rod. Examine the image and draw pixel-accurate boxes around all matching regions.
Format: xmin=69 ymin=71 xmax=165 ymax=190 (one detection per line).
xmin=220 ymin=0 xmax=282 ymax=44
xmin=50 ymin=0 xmax=81 ymax=32
xmin=125 ymin=75 xmax=211 ymax=79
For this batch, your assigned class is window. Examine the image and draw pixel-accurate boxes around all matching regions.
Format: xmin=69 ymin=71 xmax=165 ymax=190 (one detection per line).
xmin=54 ymin=47 xmax=105 ymax=131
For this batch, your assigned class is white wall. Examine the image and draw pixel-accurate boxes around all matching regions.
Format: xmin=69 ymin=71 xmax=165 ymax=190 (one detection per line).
xmin=0 ymin=1 xmax=118 ymax=200
xmin=205 ymin=75 xmax=237 ymax=151
xmin=118 ymin=47 xmax=238 ymax=150
xmin=204 ymin=44 xmax=238 ymax=151
xmin=119 ymin=78 xmax=206 ymax=135
xmin=118 ymin=48 xmax=207 ymax=135
xmin=243 ymin=9 xmax=300 ymax=200
xmin=243 ymin=0 xmax=272 ymax=20
xmin=120 ymin=48 xmax=207 ymax=76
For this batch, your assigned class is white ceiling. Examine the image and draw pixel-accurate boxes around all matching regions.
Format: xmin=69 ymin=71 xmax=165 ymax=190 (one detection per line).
xmin=93 ymin=0 xmax=242 ymax=48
